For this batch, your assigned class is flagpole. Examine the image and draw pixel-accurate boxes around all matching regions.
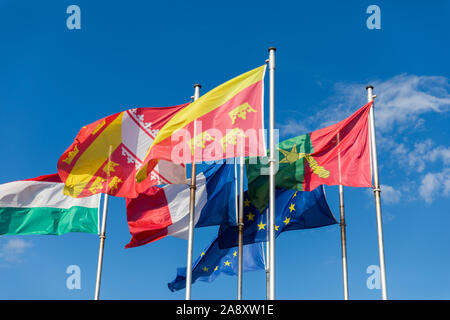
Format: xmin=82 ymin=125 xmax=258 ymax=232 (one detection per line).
xmin=94 ymin=145 xmax=112 ymax=300
xmin=235 ymin=159 xmax=239 ymax=224
xmin=265 ymin=220 xmax=270 ymax=300
xmin=268 ymin=47 xmax=276 ymax=300
xmin=94 ymin=193 xmax=109 ymax=300
xmin=339 ymin=185 xmax=349 ymax=300
xmin=366 ymin=85 xmax=388 ymax=300
xmin=234 ymin=158 xmax=239 ymax=299
xmin=237 ymin=156 xmax=244 ymax=300
xmin=185 ymin=83 xmax=201 ymax=300
xmin=337 ymin=132 xmax=349 ymax=300
xmin=97 ymin=193 xmax=101 ymax=235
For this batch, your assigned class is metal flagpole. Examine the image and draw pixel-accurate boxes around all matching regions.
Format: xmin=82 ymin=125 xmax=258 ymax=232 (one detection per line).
xmin=265 ymin=214 xmax=270 ymax=299
xmin=237 ymin=155 xmax=244 ymax=300
xmin=234 ymin=158 xmax=239 ymax=298
xmin=337 ymin=132 xmax=349 ymax=300
xmin=339 ymin=185 xmax=349 ymax=300
xmin=235 ymin=159 xmax=239 ymax=224
xmin=366 ymin=85 xmax=388 ymax=300
xmin=185 ymin=84 xmax=201 ymax=300
xmin=94 ymin=193 xmax=109 ymax=300
xmin=94 ymin=145 xmax=112 ymax=300
xmin=97 ymin=193 xmax=101 ymax=235
xmin=268 ymin=47 xmax=276 ymax=300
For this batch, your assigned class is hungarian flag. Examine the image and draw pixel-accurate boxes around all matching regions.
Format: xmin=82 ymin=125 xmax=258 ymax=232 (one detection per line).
xmin=136 ymin=65 xmax=267 ymax=183
xmin=58 ymin=105 xmax=189 ymax=199
xmin=126 ymin=163 xmax=236 ymax=248
xmin=247 ymin=102 xmax=373 ymax=211
xmin=0 ymin=174 xmax=99 ymax=235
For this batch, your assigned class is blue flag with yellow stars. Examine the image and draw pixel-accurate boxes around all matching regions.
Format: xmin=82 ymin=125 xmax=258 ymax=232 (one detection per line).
xmin=168 ymin=236 xmax=265 ymax=292
xmin=168 ymin=186 xmax=336 ymax=291
xmin=217 ymin=186 xmax=337 ymax=249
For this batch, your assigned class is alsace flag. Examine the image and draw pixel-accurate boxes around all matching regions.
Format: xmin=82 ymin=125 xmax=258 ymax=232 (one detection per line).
xmin=126 ymin=163 xmax=236 ymax=248
xmin=136 ymin=65 xmax=267 ymax=183
xmin=247 ymin=102 xmax=373 ymax=211
xmin=58 ymin=105 xmax=189 ymax=199
xmin=0 ymin=174 xmax=99 ymax=235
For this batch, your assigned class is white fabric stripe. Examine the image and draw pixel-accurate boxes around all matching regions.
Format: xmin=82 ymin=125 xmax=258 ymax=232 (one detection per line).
xmin=0 ymin=180 xmax=100 ymax=209
xmin=121 ymin=111 xmax=187 ymax=184
xmin=121 ymin=111 xmax=154 ymax=162
xmin=154 ymin=160 xmax=187 ymax=184
xmin=165 ymin=173 xmax=208 ymax=240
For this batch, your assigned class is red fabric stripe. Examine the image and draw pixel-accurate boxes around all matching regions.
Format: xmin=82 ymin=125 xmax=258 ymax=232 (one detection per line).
xmin=125 ymin=186 xmax=173 ymax=248
xmin=23 ymin=173 xmax=62 ymax=183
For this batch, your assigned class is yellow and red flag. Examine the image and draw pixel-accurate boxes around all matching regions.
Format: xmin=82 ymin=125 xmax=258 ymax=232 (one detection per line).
xmin=58 ymin=105 xmax=189 ymax=198
xmin=136 ymin=65 xmax=267 ymax=183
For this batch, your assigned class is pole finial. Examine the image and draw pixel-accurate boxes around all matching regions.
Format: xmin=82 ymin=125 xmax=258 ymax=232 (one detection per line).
xmin=268 ymin=47 xmax=277 ymax=52
xmin=366 ymin=85 xmax=374 ymax=90
xmin=194 ymin=83 xmax=202 ymax=88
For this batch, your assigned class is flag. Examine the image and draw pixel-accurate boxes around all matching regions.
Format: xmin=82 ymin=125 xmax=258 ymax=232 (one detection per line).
xmin=57 ymin=105 xmax=189 ymax=199
xmin=136 ymin=65 xmax=267 ymax=183
xmin=0 ymin=174 xmax=99 ymax=235
xmin=247 ymin=102 xmax=373 ymax=211
xmin=218 ymin=186 xmax=337 ymax=249
xmin=167 ymin=185 xmax=336 ymax=291
xmin=125 ymin=163 xmax=236 ymax=248
xmin=168 ymin=237 xmax=265 ymax=292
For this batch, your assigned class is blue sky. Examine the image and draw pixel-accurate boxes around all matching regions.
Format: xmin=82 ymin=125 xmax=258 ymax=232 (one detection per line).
xmin=0 ymin=0 xmax=449 ymax=299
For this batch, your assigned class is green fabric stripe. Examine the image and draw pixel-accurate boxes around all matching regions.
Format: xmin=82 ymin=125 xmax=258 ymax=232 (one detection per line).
xmin=246 ymin=133 xmax=314 ymax=212
xmin=0 ymin=206 xmax=98 ymax=235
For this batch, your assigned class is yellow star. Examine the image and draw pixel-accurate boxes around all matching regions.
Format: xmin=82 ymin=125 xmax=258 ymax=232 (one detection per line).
xmin=293 ymin=191 xmax=298 ymax=198
xmin=214 ymin=266 xmax=218 ymax=271
xmin=244 ymin=198 xmax=251 ymax=207
xmin=289 ymin=203 xmax=296 ymax=212
xmin=246 ymin=212 xmax=255 ymax=222
xmin=279 ymin=145 xmax=307 ymax=164
xmin=224 ymin=260 xmax=231 ymax=267
xmin=202 ymin=266 xmax=209 ymax=272
xmin=233 ymin=250 xmax=238 ymax=257
xmin=275 ymin=225 xmax=279 ymax=231
xmin=200 ymin=252 xmax=205 ymax=257
xmin=283 ymin=217 xmax=291 ymax=225
xmin=257 ymin=220 xmax=266 ymax=230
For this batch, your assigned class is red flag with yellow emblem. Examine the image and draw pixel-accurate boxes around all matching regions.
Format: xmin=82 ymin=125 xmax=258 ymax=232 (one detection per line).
xmin=136 ymin=65 xmax=267 ymax=183
xmin=58 ymin=105 xmax=189 ymax=198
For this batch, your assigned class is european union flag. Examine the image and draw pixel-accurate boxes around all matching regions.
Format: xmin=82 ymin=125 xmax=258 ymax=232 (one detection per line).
xmin=168 ymin=236 xmax=265 ymax=292
xmin=218 ymin=186 xmax=338 ymax=249
xmin=168 ymin=185 xmax=337 ymax=291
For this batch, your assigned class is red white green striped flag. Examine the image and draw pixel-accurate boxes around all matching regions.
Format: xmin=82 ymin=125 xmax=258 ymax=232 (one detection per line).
xmin=0 ymin=174 xmax=100 ymax=235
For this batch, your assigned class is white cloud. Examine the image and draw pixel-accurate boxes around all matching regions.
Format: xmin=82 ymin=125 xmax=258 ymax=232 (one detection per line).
xmin=0 ymin=238 xmax=33 ymax=263
xmin=366 ymin=184 xmax=401 ymax=204
xmin=278 ymin=119 xmax=310 ymax=137
xmin=389 ymin=139 xmax=450 ymax=174
xmin=380 ymin=184 xmax=401 ymax=204
xmin=419 ymin=168 xmax=450 ymax=204
xmin=317 ymin=74 xmax=450 ymax=132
